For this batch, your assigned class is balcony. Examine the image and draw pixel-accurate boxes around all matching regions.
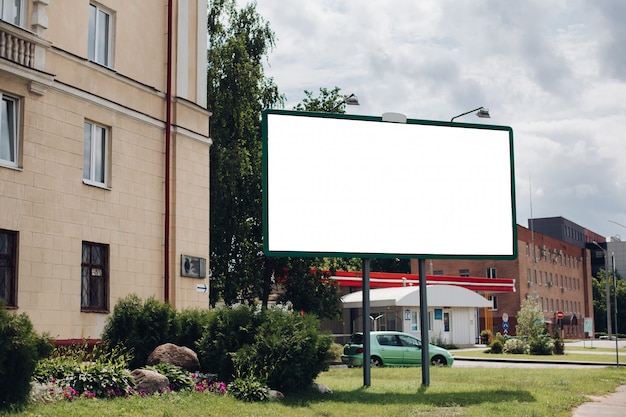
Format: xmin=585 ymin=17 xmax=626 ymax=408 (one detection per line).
xmin=0 ymin=20 xmax=53 ymax=94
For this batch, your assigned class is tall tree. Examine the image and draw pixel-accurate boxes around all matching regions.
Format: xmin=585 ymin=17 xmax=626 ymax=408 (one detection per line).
xmin=207 ymin=0 xmax=283 ymax=307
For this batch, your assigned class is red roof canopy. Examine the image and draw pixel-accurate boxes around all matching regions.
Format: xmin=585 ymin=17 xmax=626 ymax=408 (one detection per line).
xmin=329 ymin=270 xmax=516 ymax=293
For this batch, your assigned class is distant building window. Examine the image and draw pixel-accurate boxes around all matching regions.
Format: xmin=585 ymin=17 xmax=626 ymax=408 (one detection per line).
xmin=490 ymin=296 xmax=498 ymax=311
xmin=81 ymin=241 xmax=109 ymax=312
xmin=83 ymin=121 xmax=109 ymax=186
xmin=88 ymin=3 xmax=113 ymax=66
xmin=0 ymin=229 xmax=17 ymax=307
xmin=459 ymin=269 xmax=469 ymax=277
xmin=486 ymin=267 xmax=496 ymax=278
xmin=433 ymin=270 xmax=443 ymax=276
xmin=0 ymin=93 xmax=18 ymax=167
xmin=0 ymin=0 xmax=24 ymax=26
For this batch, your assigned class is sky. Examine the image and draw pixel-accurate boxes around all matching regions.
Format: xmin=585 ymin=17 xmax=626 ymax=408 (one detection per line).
xmin=239 ymin=0 xmax=626 ymax=240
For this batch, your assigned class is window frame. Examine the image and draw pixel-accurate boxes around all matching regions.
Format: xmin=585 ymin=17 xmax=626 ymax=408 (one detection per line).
xmin=0 ymin=229 xmax=18 ymax=308
xmin=83 ymin=120 xmax=110 ymax=188
xmin=0 ymin=0 xmax=25 ymax=26
xmin=0 ymin=93 xmax=19 ymax=168
xmin=88 ymin=2 xmax=114 ymax=67
xmin=80 ymin=241 xmax=109 ymax=312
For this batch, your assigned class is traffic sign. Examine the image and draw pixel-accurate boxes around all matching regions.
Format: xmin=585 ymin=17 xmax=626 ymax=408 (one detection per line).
xmin=196 ymin=283 xmax=208 ymax=293
xmin=502 ymin=322 xmax=509 ymax=331
xmin=502 ymin=313 xmax=509 ymax=322
xmin=556 ymin=311 xmax=564 ymax=319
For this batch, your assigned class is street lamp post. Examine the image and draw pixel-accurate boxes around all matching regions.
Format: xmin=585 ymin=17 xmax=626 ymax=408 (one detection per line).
xmin=593 ymin=241 xmax=612 ymax=338
xmin=450 ymin=106 xmax=490 ymax=122
xmin=612 ymin=252 xmax=619 ymax=366
xmin=330 ymin=93 xmax=360 ymax=112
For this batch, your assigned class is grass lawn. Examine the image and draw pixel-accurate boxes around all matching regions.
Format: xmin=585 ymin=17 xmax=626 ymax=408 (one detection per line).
xmin=453 ymin=347 xmax=626 ymax=363
xmin=6 ymin=366 xmax=626 ymax=417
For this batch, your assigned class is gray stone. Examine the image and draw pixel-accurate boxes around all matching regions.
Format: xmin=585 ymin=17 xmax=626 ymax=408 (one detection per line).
xmin=146 ymin=343 xmax=201 ymax=372
xmin=131 ymin=369 xmax=169 ymax=394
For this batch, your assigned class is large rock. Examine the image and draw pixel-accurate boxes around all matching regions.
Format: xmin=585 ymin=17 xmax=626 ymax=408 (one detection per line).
xmin=147 ymin=343 xmax=201 ymax=372
xmin=131 ymin=369 xmax=169 ymax=394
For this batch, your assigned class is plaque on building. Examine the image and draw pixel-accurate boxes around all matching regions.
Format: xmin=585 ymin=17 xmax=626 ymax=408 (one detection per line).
xmin=181 ymin=255 xmax=206 ymax=278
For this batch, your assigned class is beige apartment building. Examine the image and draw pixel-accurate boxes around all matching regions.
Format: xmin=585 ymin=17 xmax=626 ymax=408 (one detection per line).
xmin=1 ymin=1 xmax=211 ymax=341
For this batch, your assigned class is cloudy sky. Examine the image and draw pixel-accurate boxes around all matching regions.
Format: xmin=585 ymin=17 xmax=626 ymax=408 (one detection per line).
xmin=242 ymin=0 xmax=626 ymax=240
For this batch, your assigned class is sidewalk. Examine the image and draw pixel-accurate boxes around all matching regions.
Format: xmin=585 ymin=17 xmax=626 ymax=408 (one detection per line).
xmin=571 ymin=385 xmax=626 ymax=417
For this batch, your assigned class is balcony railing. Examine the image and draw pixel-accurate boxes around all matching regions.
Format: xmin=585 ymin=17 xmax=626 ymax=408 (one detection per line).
xmin=0 ymin=20 xmax=50 ymax=70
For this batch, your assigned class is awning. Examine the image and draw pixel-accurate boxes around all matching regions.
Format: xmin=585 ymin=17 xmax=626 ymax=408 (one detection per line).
xmin=329 ymin=270 xmax=516 ymax=293
xmin=341 ymin=285 xmax=493 ymax=309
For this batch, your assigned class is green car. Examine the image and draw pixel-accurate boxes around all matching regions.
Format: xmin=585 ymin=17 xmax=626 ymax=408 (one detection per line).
xmin=341 ymin=331 xmax=454 ymax=367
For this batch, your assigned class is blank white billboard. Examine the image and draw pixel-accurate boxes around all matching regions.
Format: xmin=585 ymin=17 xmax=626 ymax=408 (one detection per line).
xmin=262 ymin=110 xmax=516 ymax=259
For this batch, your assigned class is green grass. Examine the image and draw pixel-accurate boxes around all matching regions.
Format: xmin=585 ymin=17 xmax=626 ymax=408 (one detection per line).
xmin=6 ymin=366 xmax=626 ymax=417
xmin=453 ymin=348 xmax=626 ymax=363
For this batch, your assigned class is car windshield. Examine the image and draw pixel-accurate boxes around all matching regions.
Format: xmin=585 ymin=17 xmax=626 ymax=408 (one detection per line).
xmin=349 ymin=333 xmax=364 ymax=344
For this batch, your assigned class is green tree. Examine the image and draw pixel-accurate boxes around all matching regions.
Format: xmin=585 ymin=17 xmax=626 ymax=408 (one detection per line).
xmin=293 ymin=87 xmax=351 ymax=113
xmin=593 ymin=268 xmax=626 ymax=336
xmin=207 ymin=0 xmax=284 ymax=307
xmin=515 ymin=297 xmax=544 ymax=340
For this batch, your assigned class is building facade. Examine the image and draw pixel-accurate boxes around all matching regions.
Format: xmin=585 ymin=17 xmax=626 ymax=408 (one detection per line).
xmin=1 ymin=1 xmax=211 ymax=340
xmin=410 ymin=224 xmax=594 ymax=338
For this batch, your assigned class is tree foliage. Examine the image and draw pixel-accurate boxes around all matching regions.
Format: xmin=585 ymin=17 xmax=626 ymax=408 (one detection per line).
xmin=515 ymin=297 xmax=544 ymax=340
xmin=592 ymin=268 xmax=626 ymax=335
xmin=207 ymin=0 xmax=283 ymax=307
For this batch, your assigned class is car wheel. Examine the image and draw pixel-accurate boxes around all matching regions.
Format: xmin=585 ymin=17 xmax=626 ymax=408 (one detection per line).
xmin=431 ymin=355 xmax=447 ymax=366
xmin=370 ymin=356 xmax=383 ymax=367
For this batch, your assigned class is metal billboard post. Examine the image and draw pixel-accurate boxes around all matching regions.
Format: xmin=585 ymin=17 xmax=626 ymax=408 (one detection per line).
xmin=419 ymin=258 xmax=430 ymax=386
xmin=362 ymin=258 xmax=371 ymax=387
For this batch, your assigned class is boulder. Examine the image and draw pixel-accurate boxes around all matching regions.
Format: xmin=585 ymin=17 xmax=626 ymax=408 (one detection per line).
xmin=311 ymin=382 xmax=333 ymax=394
xmin=131 ymin=369 xmax=169 ymax=394
xmin=146 ymin=343 xmax=201 ymax=371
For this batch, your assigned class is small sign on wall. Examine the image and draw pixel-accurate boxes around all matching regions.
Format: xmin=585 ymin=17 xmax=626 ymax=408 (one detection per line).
xmin=181 ymin=255 xmax=206 ymax=278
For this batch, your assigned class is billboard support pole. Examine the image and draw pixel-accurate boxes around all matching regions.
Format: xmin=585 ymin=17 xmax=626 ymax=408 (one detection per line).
xmin=362 ymin=258 xmax=371 ymax=387
xmin=419 ymin=257 xmax=430 ymax=386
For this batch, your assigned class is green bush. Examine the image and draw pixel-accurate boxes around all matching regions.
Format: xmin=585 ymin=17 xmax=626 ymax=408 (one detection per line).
xmin=488 ymin=339 xmax=504 ymax=354
xmin=102 ymin=294 xmax=180 ymax=369
xmin=0 ymin=306 xmax=52 ymax=410
xmin=227 ymin=374 xmax=270 ymax=402
xmin=175 ymin=308 xmax=213 ymax=368
xmin=231 ymin=308 xmax=332 ymax=393
xmin=327 ymin=342 xmax=344 ymax=363
xmin=34 ymin=344 xmax=134 ymax=399
xmin=196 ymin=305 xmax=260 ymax=381
xmin=503 ymin=338 xmax=528 ymax=354
xmin=552 ymin=328 xmax=564 ymax=355
xmin=146 ymin=363 xmax=194 ymax=391
xmin=529 ymin=334 xmax=553 ymax=355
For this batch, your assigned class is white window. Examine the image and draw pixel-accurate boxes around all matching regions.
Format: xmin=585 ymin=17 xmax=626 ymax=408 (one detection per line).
xmin=83 ymin=121 xmax=108 ymax=186
xmin=0 ymin=93 xmax=18 ymax=167
xmin=88 ymin=3 xmax=113 ymax=66
xmin=0 ymin=0 xmax=24 ymax=26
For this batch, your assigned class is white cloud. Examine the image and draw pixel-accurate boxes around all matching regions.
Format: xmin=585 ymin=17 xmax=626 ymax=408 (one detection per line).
xmin=237 ymin=0 xmax=626 ymax=238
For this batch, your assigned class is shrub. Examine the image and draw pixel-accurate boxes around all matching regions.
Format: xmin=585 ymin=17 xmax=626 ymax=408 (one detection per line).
xmin=102 ymin=294 xmax=180 ymax=369
xmin=227 ymin=374 xmax=270 ymax=402
xmin=146 ymin=363 xmax=194 ymax=391
xmin=552 ymin=328 xmax=564 ymax=355
xmin=488 ymin=339 xmax=504 ymax=354
xmin=231 ymin=308 xmax=332 ymax=393
xmin=196 ymin=305 xmax=260 ymax=381
xmin=34 ymin=344 xmax=134 ymax=399
xmin=504 ymin=338 xmax=528 ymax=354
xmin=327 ymin=342 xmax=344 ymax=363
xmin=0 ymin=306 xmax=52 ymax=410
xmin=175 ymin=308 xmax=213 ymax=353
xmin=529 ymin=334 xmax=553 ymax=355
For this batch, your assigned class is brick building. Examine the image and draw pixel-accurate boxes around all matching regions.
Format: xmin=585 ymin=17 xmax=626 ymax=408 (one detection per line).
xmin=409 ymin=224 xmax=594 ymax=338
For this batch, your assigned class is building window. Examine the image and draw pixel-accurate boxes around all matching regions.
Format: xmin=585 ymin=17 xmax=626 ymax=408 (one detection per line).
xmin=490 ymin=296 xmax=498 ymax=311
xmin=0 ymin=0 xmax=24 ymax=26
xmin=459 ymin=269 xmax=470 ymax=277
xmin=83 ymin=121 xmax=109 ymax=186
xmin=1 ymin=93 xmax=18 ymax=167
xmin=433 ymin=270 xmax=443 ymax=275
xmin=81 ymin=241 xmax=109 ymax=312
xmin=88 ymin=3 xmax=113 ymax=66
xmin=0 ymin=229 xmax=17 ymax=307
xmin=486 ymin=267 xmax=496 ymax=278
